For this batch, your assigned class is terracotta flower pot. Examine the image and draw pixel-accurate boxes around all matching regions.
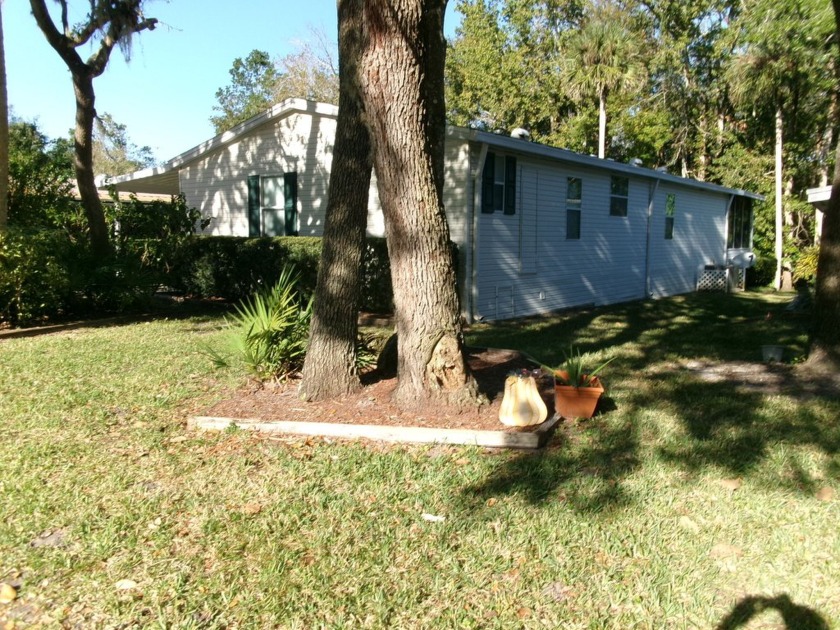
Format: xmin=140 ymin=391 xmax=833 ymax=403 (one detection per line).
xmin=553 ymin=371 xmax=604 ymax=419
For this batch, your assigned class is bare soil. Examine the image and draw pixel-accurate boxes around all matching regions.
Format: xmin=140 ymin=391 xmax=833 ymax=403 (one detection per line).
xmin=205 ymin=347 xmax=556 ymax=433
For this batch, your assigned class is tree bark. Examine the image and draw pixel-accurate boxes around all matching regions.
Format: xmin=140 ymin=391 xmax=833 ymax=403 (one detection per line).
xmin=29 ymin=0 xmax=157 ymax=258
xmin=72 ymin=71 xmax=111 ymax=257
xmin=774 ymin=105 xmax=784 ymax=291
xmin=359 ymin=0 xmax=480 ymax=409
xmin=0 ymin=0 xmax=8 ymax=233
xmin=299 ymin=0 xmax=372 ymax=401
xmin=807 ymin=0 xmax=840 ymax=370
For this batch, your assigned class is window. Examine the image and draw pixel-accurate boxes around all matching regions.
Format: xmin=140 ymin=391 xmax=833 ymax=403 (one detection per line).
xmin=566 ymin=177 xmax=582 ymax=240
xmin=727 ymin=197 xmax=752 ymax=249
xmin=610 ymin=176 xmax=629 ymax=217
xmin=481 ymin=152 xmax=517 ymax=215
xmin=664 ymin=193 xmax=675 ymax=240
xmin=247 ymin=173 xmax=298 ymax=237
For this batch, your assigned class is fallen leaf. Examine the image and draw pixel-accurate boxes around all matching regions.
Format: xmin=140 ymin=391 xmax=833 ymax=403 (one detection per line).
xmin=485 ymin=497 xmax=498 ymax=507
xmin=455 ymin=458 xmax=470 ymax=466
xmin=816 ymin=486 xmax=835 ymax=501
xmin=709 ymin=543 xmax=742 ymax=559
xmin=516 ymin=607 xmax=531 ymax=619
xmin=719 ymin=478 xmax=742 ymax=491
xmin=421 ymin=513 xmax=446 ymax=522
xmin=169 ymin=436 xmax=188 ymax=444
xmin=679 ymin=516 xmax=701 ymax=533
xmin=115 ymin=579 xmax=138 ymax=591
xmin=241 ymin=503 xmax=263 ymax=515
xmin=0 ymin=583 xmax=17 ymax=604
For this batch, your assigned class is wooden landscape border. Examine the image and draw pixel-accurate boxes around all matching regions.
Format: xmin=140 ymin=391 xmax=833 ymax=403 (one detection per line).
xmin=189 ymin=414 xmax=561 ymax=449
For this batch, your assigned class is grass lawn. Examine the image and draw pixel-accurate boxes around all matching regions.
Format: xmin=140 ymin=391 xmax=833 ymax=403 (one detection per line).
xmin=1 ymin=292 xmax=838 ymax=628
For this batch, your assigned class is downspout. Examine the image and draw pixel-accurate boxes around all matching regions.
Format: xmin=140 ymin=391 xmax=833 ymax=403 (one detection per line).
xmin=469 ymin=143 xmax=489 ymax=324
xmin=644 ymin=178 xmax=659 ymax=297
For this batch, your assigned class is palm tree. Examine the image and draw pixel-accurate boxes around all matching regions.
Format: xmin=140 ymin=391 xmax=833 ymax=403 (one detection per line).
xmin=563 ymin=7 xmax=643 ymax=159
xmin=727 ymin=0 xmax=832 ymax=290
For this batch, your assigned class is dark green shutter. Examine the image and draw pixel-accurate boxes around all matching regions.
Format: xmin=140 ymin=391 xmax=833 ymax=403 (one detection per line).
xmin=247 ymin=175 xmax=261 ymax=237
xmin=504 ymin=156 xmax=517 ymax=215
xmin=283 ymin=172 xmax=298 ymax=236
xmin=481 ymin=152 xmax=495 ymax=213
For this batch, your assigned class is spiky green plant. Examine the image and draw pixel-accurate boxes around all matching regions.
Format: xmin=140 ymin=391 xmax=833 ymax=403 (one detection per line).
xmin=210 ymin=266 xmax=312 ymax=381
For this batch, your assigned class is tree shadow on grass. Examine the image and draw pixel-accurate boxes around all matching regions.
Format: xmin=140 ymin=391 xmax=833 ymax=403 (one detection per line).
xmin=637 ymin=375 xmax=840 ymax=485
xmin=458 ymin=415 xmax=640 ymax=514
xmin=716 ymin=594 xmax=830 ymax=630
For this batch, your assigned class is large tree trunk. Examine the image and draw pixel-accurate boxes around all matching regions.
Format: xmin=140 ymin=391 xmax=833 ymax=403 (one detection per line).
xmin=359 ymin=0 xmax=480 ymax=409
xmin=72 ymin=72 xmax=111 ymax=258
xmin=774 ymin=105 xmax=784 ymax=291
xmin=807 ymin=0 xmax=840 ymax=371
xmin=809 ymin=134 xmax=840 ymax=369
xmin=299 ymin=0 xmax=372 ymax=401
xmin=0 ymin=1 xmax=8 ymax=232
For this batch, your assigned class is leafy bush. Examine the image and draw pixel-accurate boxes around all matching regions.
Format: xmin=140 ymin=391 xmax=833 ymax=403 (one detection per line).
xmin=208 ymin=266 xmax=313 ymax=381
xmin=172 ymin=236 xmax=395 ymax=312
xmin=792 ymin=245 xmax=819 ymax=284
xmin=746 ymin=253 xmax=776 ymax=288
xmin=0 ymin=229 xmax=72 ymax=326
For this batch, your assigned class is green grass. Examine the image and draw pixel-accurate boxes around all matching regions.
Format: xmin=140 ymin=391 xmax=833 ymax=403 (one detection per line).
xmin=1 ymin=292 xmax=838 ymax=628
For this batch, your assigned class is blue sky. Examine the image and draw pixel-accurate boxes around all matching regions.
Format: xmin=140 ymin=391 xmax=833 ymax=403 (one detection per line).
xmin=5 ymin=1 xmax=462 ymax=162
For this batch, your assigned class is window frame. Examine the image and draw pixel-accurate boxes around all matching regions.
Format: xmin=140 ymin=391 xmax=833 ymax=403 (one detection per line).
xmin=664 ymin=193 xmax=675 ymax=240
xmin=609 ymin=176 xmax=629 ymax=217
xmin=566 ymin=176 xmax=582 ymax=240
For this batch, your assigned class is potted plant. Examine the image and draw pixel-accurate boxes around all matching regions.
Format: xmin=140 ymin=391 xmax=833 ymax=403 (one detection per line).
xmin=548 ymin=346 xmax=614 ymax=419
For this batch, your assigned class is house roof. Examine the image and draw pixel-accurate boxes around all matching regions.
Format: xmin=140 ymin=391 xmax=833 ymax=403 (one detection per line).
xmin=106 ymin=98 xmax=762 ymax=201
xmin=449 ymin=127 xmax=763 ymax=200
xmin=105 ymin=99 xmax=338 ymax=194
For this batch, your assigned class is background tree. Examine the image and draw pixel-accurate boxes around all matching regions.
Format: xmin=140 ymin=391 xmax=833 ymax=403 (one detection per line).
xmin=0 ymin=0 xmax=8 ymax=233
xmin=563 ymin=4 xmax=643 ymax=159
xmin=211 ymin=42 xmax=339 ymax=134
xmin=726 ymin=0 xmax=833 ymax=290
xmin=275 ymin=28 xmax=339 ymax=105
xmin=6 ymin=119 xmax=75 ymax=230
xmin=92 ymin=112 xmax=155 ymax=177
xmin=29 ymin=0 xmax=158 ymax=258
xmin=209 ymin=50 xmax=280 ymax=134
xmin=360 ymin=0 xmax=480 ymax=408
xmin=299 ymin=0 xmax=372 ymax=401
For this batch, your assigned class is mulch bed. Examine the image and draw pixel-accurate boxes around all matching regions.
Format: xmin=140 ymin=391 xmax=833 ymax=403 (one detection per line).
xmin=205 ymin=347 xmax=556 ymax=434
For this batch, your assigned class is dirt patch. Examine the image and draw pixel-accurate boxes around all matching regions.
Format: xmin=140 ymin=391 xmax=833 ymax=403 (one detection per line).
xmin=676 ymin=359 xmax=840 ymax=399
xmin=205 ymin=347 xmax=556 ymax=433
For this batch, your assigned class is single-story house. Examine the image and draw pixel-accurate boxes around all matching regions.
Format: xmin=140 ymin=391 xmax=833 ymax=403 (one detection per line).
xmin=106 ymin=98 xmax=760 ymax=322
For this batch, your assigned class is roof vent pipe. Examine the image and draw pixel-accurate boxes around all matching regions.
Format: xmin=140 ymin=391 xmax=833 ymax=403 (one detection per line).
xmin=510 ymin=128 xmax=531 ymax=140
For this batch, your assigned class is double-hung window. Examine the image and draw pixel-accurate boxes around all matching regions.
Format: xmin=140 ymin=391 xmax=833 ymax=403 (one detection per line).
xmin=664 ymin=193 xmax=676 ymax=239
xmin=610 ymin=176 xmax=629 ymax=217
xmin=566 ymin=177 xmax=582 ymax=240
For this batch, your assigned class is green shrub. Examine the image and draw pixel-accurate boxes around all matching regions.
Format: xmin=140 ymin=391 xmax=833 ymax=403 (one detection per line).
xmin=792 ymin=245 xmax=819 ymax=284
xmin=172 ymin=236 xmax=395 ymax=312
xmin=208 ymin=266 xmax=313 ymax=381
xmin=746 ymin=253 xmax=776 ymax=288
xmin=0 ymin=229 xmax=72 ymax=326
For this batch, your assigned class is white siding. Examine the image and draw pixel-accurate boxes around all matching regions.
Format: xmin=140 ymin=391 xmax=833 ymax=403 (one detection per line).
xmin=474 ymin=158 xmax=649 ymax=320
xmin=647 ymin=185 xmax=728 ymax=297
xmin=180 ymin=111 xmax=384 ymax=238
